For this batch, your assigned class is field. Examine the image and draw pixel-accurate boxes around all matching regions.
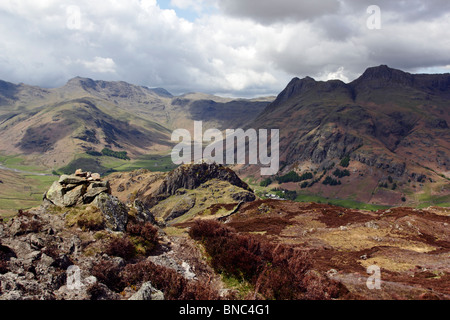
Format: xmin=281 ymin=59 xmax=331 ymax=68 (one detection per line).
xmin=0 ymin=170 xmax=57 ymax=218
xmin=57 ymin=153 xmax=178 ymax=176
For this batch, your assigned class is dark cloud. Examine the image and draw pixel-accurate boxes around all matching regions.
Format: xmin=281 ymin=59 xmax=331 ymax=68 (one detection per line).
xmin=342 ymin=0 xmax=450 ymax=21
xmin=0 ymin=0 xmax=449 ymax=97
xmin=218 ymin=0 xmax=341 ymax=24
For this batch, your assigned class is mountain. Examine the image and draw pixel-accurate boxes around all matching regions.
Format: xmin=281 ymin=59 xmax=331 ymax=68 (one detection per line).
xmin=0 ymin=77 xmax=271 ymax=169
xmin=245 ymin=65 xmax=450 ymax=206
xmin=1 ymin=66 xmax=449 ymax=208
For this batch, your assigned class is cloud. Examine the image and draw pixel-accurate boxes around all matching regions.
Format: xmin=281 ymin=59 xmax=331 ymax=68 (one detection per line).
xmin=342 ymin=0 xmax=450 ymax=22
xmin=218 ymin=0 xmax=341 ymax=24
xmin=78 ymin=57 xmax=117 ymax=73
xmin=0 ymin=0 xmax=449 ymax=97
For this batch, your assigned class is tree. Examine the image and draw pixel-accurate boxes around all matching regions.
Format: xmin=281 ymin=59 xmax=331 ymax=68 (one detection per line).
xmin=260 ymin=178 xmax=272 ymax=187
xmin=340 ymin=156 xmax=350 ymax=168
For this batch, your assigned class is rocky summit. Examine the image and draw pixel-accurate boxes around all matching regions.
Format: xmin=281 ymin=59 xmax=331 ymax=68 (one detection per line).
xmin=0 ymin=164 xmax=257 ymax=300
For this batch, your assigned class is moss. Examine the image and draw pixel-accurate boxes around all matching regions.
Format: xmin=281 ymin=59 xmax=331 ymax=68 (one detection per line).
xmin=221 ymin=274 xmax=255 ymax=299
xmin=65 ymin=205 xmax=105 ymax=231
xmin=94 ymin=230 xmax=109 ymax=240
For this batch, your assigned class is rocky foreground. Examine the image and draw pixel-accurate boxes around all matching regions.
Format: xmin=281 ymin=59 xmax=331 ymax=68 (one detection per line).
xmin=0 ymin=164 xmax=254 ymax=300
xmin=1 ymin=164 xmax=449 ymax=300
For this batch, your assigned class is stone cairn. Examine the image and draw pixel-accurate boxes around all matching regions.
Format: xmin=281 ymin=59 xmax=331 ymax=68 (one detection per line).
xmin=44 ymin=169 xmax=111 ymax=207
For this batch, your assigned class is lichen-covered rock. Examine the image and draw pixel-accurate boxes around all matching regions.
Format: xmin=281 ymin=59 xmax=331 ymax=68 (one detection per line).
xmin=63 ymin=185 xmax=87 ymax=207
xmin=45 ymin=181 xmax=65 ymax=207
xmin=92 ymin=193 xmax=128 ymax=232
xmin=83 ymin=187 xmax=109 ymax=203
xmin=128 ymin=282 xmax=164 ymax=300
xmin=133 ymin=200 xmax=156 ymax=225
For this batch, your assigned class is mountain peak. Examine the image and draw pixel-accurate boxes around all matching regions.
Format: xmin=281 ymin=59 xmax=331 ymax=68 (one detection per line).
xmin=351 ymin=65 xmax=414 ymax=88
xmin=271 ymin=76 xmax=317 ymax=105
xmin=65 ymin=77 xmax=98 ymax=90
xmin=146 ymin=87 xmax=173 ymax=97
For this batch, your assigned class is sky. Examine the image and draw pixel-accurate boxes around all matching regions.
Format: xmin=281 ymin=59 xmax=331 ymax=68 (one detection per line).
xmin=0 ymin=0 xmax=450 ymax=97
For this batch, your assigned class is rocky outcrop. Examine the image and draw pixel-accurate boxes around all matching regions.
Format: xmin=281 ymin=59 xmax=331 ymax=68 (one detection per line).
xmin=132 ymin=200 xmax=156 ymax=225
xmin=165 ymin=195 xmax=196 ymax=222
xmin=1 ymin=165 xmax=252 ymax=301
xmin=44 ymin=170 xmax=111 ymax=207
xmin=156 ymin=163 xmax=252 ymax=199
xmin=0 ymin=204 xmax=219 ymax=300
xmin=231 ymin=191 xmax=256 ymax=203
xmin=128 ymin=282 xmax=164 ymax=300
xmin=353 ymin=153 xmax=406 ymax=176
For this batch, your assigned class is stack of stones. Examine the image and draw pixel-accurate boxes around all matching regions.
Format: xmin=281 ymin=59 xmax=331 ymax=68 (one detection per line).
xmin=44 ymin=169 xmax=111 ymax=207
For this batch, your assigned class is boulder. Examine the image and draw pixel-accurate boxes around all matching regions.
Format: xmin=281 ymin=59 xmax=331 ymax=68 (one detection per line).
xmin=89 ymin=180 xmax=110 ymax=190
xmin=58 ymin=175 xmax=87 ymax=185
xmin=75 ymin=169 xmax=86 ymax=177
xmin=63 ymin=185 xmax=86 ymax=207
xmin=133 ymin=200 xmax=156 ymax=225
xmin=45 ymin=181 xmax=65 ymax=207
xmin=91 ymin=173 xmax=101 ymax=181
xmin=92 ymin=193 xmax=128 ymax=232
xmin=83 ymin=187 xmax=109 ymax=204
xmin=128 ymin=282 xmax=164 ymax=300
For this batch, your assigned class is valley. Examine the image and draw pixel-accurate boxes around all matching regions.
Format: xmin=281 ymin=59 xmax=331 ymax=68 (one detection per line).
xmin=0 ymin=65 xmax=449 ymax=215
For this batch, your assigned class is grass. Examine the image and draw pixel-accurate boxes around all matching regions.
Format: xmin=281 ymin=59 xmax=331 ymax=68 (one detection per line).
xmin=408 ymin=181 xmax=450 ymax=208
xmin=0 ymin=171 xmax=58 ymax=218
xmin=294 ymin=193 xmax=390 ymax=211
xmin=248 ymin=174 xmax=450 ymax=210
xmin=111 ymin=154 xmax=178 ymax=173
xmin=149 ymin=179 xmax=245 ymax=224
xmin=0 ymin=154 xmax=50 ymax=173
xmin=56 ymin=153 xmax=178 ymax=176
xmin=221 ymin=274 xmax=254 ymax=299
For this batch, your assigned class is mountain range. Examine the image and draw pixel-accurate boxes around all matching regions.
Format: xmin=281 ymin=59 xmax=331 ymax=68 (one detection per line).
xmin=244 ymin=65 xmax=450 ymax=206
xmin=0 ymin=65 xmax=449 ymax=207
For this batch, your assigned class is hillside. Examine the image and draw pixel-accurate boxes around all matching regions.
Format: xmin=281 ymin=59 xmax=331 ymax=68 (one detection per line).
xmin=0 ymin=77 xmax=271 ymax=170
xmin=1 ymin=164 xmax=448 ymax=300
xmin=243 ymin=65 xmax=450 ymax=207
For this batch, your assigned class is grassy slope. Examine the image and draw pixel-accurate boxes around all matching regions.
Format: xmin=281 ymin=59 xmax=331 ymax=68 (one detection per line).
xmin=0 ymin=170 xmax=57 ymax=218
